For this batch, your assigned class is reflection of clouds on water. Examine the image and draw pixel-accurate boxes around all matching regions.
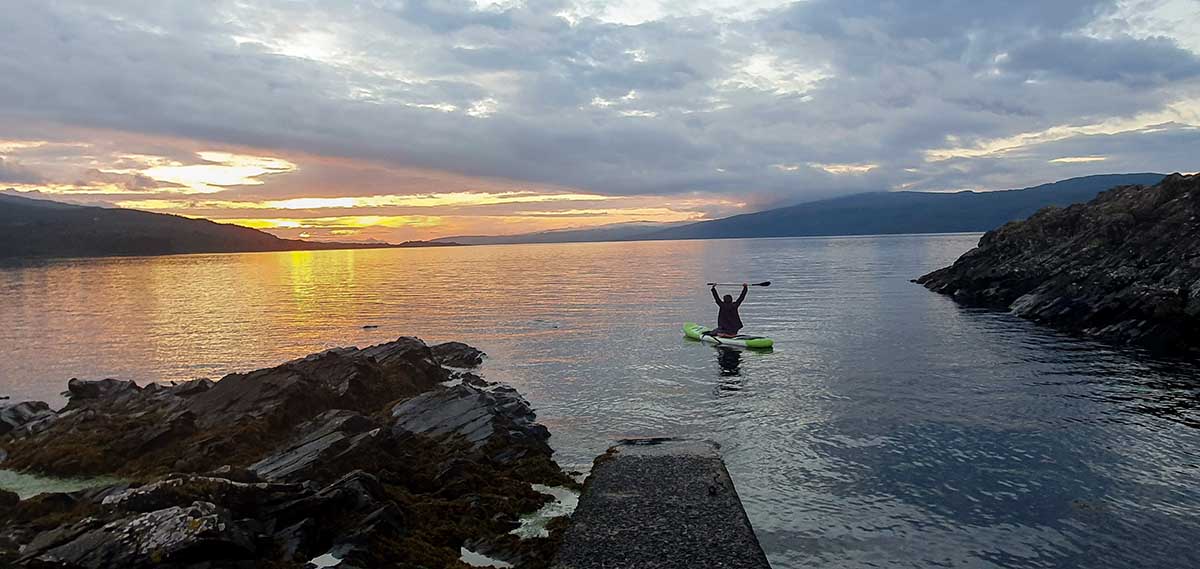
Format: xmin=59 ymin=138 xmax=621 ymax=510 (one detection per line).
xmin=759 ymin=420 xmax=1200 ymax=568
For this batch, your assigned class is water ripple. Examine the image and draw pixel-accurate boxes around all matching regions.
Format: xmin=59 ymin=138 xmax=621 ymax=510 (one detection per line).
xmin=2 ymin=236 xmax=1199 ymax=568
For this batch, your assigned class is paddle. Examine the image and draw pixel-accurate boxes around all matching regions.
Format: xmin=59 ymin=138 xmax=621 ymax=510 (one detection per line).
xmin=706 ymin=281 xmax=771 ymax=287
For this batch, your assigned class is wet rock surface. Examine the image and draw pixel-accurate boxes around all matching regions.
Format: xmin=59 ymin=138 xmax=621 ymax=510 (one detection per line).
xmin=917 ymin=173 xmax=1200 ymax=354
xmin=432 ymin=341 xmax=487 ymax=368
xmin=0 ymin=338 xmax=572 ymax=568
xmin=0 ymin=401 xmax=54 ymax=436
xmin=1 ymin=338 xmax=446 ymax=477
xmin=392 ymin=384 xmax=552 ymax=465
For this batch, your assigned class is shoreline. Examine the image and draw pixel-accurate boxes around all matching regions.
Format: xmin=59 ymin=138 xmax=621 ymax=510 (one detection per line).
xmin=917 ymin=173 xmax=1200 ymax=356
xmin=0 ymin=231 xmax=984 ymax=265
xmin=0 ymin=338 xmax=577 ymax=568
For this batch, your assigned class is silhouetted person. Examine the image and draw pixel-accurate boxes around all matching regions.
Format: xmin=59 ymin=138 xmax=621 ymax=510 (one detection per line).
xmin=711 ymin=283 xmax=748 ymax=336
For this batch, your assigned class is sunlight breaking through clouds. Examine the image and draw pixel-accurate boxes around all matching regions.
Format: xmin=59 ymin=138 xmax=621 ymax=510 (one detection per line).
xmin=511 ymin=207 xmax=706 ymax=220
xmin=0 ymin=140 xmax=50 ymax=153
xmin=924 ymin=98 xmax=1200 ymax=162
xmin=1084 ymin=0 xmax=1200 ymax=55
xmin=217 ymin=215 xmax=445 ymax=230
xmin=774 ymin=162 xmax=878 ymax=175
xmin=809 ymin=163 xmax=879 ymax=175
xmin=101 ymin=151 xmax=297 ymax=194
xmin=722 ymin=54 xmax=831 ymax=96
xmin=116 ymin=192 xmax=614 ymax=211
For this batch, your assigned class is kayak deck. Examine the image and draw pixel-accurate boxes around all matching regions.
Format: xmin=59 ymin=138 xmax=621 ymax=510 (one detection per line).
xmin=683 ymin=322 xmax=774 ymax=349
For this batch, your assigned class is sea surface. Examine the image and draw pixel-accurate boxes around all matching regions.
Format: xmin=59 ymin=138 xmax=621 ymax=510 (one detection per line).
xmin=2 ymin=235 xmax=1199 ymax=568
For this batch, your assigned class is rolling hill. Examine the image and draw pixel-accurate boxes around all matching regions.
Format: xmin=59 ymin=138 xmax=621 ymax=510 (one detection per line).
xmin=648 ymin=173 xmax=1167 ymax=240
xmin=0 ymin=193 xmax=404 ymax=258
xmin=2 ymin=173 xmax=1168 ymax=257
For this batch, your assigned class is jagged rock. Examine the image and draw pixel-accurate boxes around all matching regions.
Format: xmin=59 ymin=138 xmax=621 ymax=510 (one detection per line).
xmin=0 ymin=338 xmax=570 ymax=568
xmin=452 ymin=370 xmax=494 ymax=387
xmin=431 ymin=341 xmax=486 ymax=368
xmin=65 ymin=378 xmax=140 ymax=405
xmin=917 ymin=173 xmax=1200 ymax=354
xmin=324 ymin=502 xmax=406 ymax=567
xmin=204 ymin=465 xmax=261 ymax=483
xmin=0 ymin=489 xmax=18 ymax=508
xmin=7 ymin=470 xmax=412 ymax=568
xmin=168 ymin=378 xmax=214 ymax=397
xmin=0 ymin=401 xmax=54 ymax=436
xmin=392 ymin=384 xmax=551 ymax=464
xmin=100 ymin=475 xmax=303 ymax=514
xmin=24 ymin=501 xmax=256 ymax=568
xmin=249 ymin=410 xmax=383 ymax=482
xmin=186 ymin=337 xmax=445 ymax=430
xmin=2 ymin=338 xmax=448 ymax=477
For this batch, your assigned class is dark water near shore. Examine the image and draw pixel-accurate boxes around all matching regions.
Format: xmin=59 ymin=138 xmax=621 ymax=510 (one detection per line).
xmin=3 ymin=235 xmax=1199 ymax=568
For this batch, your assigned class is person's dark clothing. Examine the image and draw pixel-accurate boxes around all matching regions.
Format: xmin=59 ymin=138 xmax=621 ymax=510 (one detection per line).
xmin=712 ymin=285 xmax=748 ymax=335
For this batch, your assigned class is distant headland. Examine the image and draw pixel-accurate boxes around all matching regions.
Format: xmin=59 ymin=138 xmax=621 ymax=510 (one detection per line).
xmin=0 ymin=192 xmax=462 ymax=259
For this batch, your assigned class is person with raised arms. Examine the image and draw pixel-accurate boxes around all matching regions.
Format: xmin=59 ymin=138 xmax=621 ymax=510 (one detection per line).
xmin=711 ymin=283 xmax=748 ymax=337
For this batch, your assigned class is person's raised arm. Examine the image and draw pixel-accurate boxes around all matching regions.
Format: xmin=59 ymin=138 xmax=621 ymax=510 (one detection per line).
xmin=711 ymin=286 xmax=721 ymax=304
xmin=735 ymin=283 xmax=748 ymax=305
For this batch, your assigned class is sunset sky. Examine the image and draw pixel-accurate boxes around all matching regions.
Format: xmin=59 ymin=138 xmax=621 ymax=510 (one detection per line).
xmin=1 ymin=0 xmax=1199 ymax=242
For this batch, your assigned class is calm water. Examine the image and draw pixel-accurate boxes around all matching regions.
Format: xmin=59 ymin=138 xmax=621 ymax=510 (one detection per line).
xmin=2 ymin=235 xmax=1199 ymax=568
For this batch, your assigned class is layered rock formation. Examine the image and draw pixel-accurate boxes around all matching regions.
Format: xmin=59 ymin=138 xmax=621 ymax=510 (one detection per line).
xmin=0 ymin=338 xmax=573 ymax=568
xmin=917 ymin=173 xmax=1200 ymax=354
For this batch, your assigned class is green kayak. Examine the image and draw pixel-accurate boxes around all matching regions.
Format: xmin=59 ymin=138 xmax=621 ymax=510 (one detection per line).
xmin=683 ymin=322 xmax=774 ymax=349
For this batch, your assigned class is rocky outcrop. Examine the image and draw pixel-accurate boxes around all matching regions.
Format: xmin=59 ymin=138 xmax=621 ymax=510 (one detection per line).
xmin=248 ymin=410 xmax=382 ymax=482
xmin=11 ymin=471 xmax=399 ymax=569
xmin=1 ymin=338 xmax=447 ymax=477
xmin=393 ymin=384 xmax=552 ymax=466
xmin=0 ymin=338 xmax=572 ymax=568
xmin=917 ymin=173 xmax=1200 ymax=353
xmin=65 ymin=378 xmax=141 ymax=404
xmin=24 ymin=501 xmax=257 ymax=568
xmin=0 ymin=401 xmax=54 ymax=436
xmin=432 ymin=341 xmax=487 ymax=368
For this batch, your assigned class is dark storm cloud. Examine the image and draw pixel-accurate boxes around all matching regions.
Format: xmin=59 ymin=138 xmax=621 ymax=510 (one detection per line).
xmin=0 ymin=0 xmax=1197 ymax=204
xmin=1003 ymin=35 xmax=1200 ymax=85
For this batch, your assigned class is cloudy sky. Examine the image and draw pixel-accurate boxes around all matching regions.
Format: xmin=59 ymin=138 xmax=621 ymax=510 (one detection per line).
xmin=1 ymin=0 xmax=1198 ymax=242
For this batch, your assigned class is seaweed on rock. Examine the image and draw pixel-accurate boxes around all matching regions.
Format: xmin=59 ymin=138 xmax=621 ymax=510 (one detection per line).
xmin=0 ymin=337 xmax=572 ymax=568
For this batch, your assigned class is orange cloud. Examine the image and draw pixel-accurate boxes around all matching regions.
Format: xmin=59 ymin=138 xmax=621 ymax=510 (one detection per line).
xmin=215 ymin=215 xmax=445 ymax=230
xmin=114 ymin=191 xmax=613 ymax=211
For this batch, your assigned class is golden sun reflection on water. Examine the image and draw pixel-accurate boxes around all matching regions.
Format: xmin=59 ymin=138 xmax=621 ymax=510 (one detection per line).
xmin=0 ymin=241 xmax=723 ymax=405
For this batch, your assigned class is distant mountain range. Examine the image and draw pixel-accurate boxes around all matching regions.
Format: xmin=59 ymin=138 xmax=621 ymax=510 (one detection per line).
xmin=437 ymin=173 xmax=1167 ymax=245
xmin=648 ymin=173 xmax=1167 ymax=240
xmin=0 ymin=193 xmax=450 ymax=259
xmin=1 ymin=173 xmax=1169 ymax=258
